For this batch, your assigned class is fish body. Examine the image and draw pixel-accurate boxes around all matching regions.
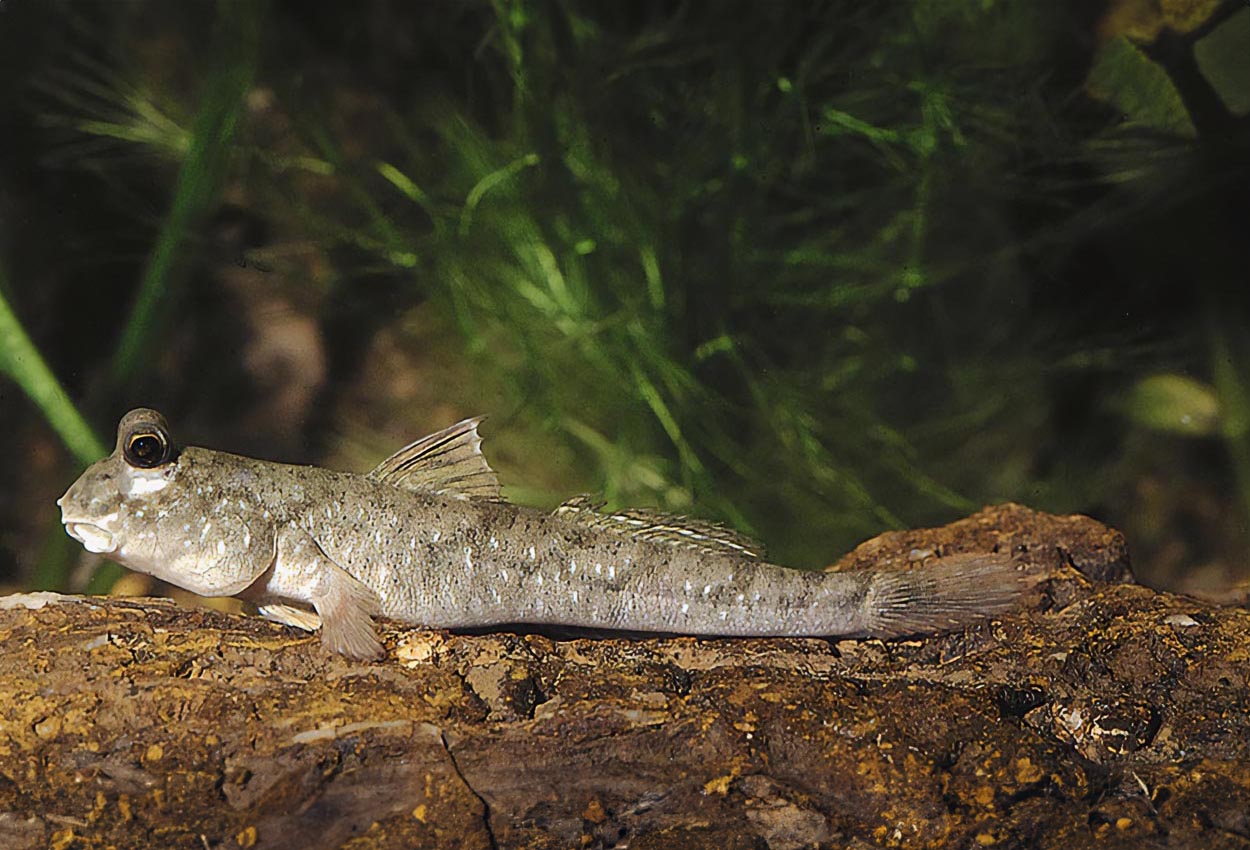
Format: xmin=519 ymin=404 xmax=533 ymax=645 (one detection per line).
xmin=59 ymin=408 xmax=1027 ymax=659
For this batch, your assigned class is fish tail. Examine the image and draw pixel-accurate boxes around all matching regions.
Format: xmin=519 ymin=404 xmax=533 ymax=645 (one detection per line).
xmin=859 ymin=553 xmax=1031 ymax=638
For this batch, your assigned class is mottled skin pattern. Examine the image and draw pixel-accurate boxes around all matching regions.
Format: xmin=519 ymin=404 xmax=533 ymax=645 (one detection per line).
xmin=60 ymin=409 xmax=1025 ymax=659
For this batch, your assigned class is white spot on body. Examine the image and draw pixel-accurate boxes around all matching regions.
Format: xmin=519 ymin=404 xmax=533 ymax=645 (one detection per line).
xmin=719 ymin=610 xmax=728 ymax=621
xmin=571 ymin=590 xmax=579 ymax=604
xmin=216 ymin=540 xmax=226 ymax=556
xmin=684 ymin=580 xmax=692 ymax=593
xmin=126 ymin=473 xmax=169 ymax=496
xmin=200 ymin=522 xmax=213 ymax=542
xmin=464 ymin=547 xmax=474 ymax=571
xmin=528 ymin=546 xmax=537 ymax=561
xmin=680 ymin=602 xmax=690 ymax=614
xmin=489 ymin=536 xmax=499 ymax=550
xmin=501 ymin=569 xmax=510 ymax=582
xmin=431 ymin=530 xmax=441 ymax=543
xmin=702 ymin=584 xmax=711 ymax=596
xmin=607 ymin=565 xmax=615 ymax=580
xmin=535 ymin=573 xmax=544 ymax=586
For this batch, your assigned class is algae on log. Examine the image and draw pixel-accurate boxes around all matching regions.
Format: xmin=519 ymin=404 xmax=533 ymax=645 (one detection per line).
xmin=0 ymin=504 xmax=1248 ymax=850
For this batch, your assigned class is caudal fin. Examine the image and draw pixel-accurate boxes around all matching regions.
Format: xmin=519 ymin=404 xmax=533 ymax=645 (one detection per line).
xmin=860 ymin=553 xmax=1031 ymax=638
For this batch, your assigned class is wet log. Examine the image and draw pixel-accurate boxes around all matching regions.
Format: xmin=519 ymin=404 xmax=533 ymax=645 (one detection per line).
xmin=1 ymin=504 xmax=1247 ymax=850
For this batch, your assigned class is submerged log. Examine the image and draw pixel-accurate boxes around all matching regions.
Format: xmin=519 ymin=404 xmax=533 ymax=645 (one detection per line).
xmin=0 ymin=504 xmax=1247 ymax=850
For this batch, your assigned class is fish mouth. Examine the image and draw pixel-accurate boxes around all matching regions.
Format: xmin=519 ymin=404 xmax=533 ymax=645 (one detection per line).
xmin=63 ymin=521 xmax=118 ymax=555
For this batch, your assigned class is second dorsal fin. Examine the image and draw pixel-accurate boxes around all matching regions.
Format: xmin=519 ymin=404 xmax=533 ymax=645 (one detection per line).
xmin=367 ymin=417 xmax=501 ymax=500
xmin=553 ymin=495 xmax=764 ymax=560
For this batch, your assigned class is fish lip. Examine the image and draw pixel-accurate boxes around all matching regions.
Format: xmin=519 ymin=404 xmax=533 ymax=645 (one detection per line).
xmin=63 ymin=520 xmax=118 ymax=555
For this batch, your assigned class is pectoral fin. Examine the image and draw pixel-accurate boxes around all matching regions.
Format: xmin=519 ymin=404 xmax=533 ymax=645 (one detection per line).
xmin=315 ymin=562 xmax=385 ymax=661
xmin=269 ymin=525 xmax=385 ymax=661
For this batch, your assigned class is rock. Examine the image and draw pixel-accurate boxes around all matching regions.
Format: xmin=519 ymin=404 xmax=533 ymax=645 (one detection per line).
xmin=0 ymin=504 xmax=1246 ymax=849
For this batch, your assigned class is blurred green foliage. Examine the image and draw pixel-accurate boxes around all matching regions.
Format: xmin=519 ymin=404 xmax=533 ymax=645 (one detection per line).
xmin=2 ymin=0 xmax=1248 ymax=584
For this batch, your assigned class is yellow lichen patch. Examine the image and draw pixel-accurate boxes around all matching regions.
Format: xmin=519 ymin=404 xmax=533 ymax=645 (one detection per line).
xmin=975 ymin=831 xmax=997 ymax=845
xmin=235 ymin=825 xmax=258 ymax=847
xmin=583 ymin=798 xmax=607 ymax=823
xmin=412 ymin=804 xmax=427 ymax=823
xmin=974 ymin=785 xmax=996 ymax=806
xmin=33 ymin=715 xmax=61 ymax=739
xmin=144 ymin=743 xmax=164 ymax=763
xmin=88 ymin=791 xmax=108 ymax=823
xmin=1014 ymin=757 xmax=1043 ymax=785
xmin=50 ymin=829 xmax=75 ymax=850
xmin=703 ymin=773 xmax=735 ymax=795
xmin=1116 ymin=817 xmax=1133 ymax=830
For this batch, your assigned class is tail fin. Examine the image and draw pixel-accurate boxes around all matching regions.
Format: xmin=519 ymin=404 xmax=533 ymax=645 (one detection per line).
xmin=860 ymin=553 xmax=1030 ymax=638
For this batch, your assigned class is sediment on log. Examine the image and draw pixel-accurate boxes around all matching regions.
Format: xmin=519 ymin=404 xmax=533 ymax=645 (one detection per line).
xmin=1 ymin=503 xmax=1247 ymax=850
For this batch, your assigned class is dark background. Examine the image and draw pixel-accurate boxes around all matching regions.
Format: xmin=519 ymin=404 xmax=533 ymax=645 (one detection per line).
xmin=1 ymin=0 xmax=1247 ymax=600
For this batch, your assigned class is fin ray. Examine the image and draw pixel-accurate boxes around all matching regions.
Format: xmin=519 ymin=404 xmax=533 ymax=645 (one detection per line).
xmin=317 ymin=562 xmax=385 ymax=661
xmin=257 ymin=603 xmax=322 ymax=632
xmin=554 ymin=494 xmax=763 ymax=560
xmin=860 ymin=553 xmax=1031 ymax=637
xmin=367 ymin=417 xmax=500 ymax=500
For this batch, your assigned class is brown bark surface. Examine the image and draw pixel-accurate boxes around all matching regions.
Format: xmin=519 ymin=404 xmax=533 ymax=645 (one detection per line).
xmin=1 ymin=504 xmax=1247 ymax=850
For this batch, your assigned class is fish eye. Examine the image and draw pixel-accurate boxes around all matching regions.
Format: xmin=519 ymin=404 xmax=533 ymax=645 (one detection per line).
xmin=124 ymin=430 xmax=171 ymax=468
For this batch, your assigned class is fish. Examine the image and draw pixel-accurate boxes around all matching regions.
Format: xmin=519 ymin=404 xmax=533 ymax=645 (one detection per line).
xmin=58 ymin=408 xmax=1029 ymax=660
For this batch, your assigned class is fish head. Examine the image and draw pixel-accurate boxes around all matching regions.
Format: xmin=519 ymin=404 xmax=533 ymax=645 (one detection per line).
xmin=59 ymin=408 xmax=273 ymax=597
xmin=60 ymin=408 xmax=180 ymax=556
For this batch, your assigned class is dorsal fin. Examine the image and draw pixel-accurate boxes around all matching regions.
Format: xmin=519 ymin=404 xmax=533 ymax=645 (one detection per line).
xmin=367 ymin=417 xmax=501 ymax=500
xmin=554 ymin=495 xmax=764 ymax=560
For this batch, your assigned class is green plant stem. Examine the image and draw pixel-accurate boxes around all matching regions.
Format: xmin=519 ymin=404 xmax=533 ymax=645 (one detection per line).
xmin=109 ymin=0 xmax=264 ymax=386
xmin=1211 ymin=320 xmax=1250 ymax=541
xmin=0 ymin=269 xmax=107 ymax=464
xmin=0 ymin=264 xmax=109 ymax=592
